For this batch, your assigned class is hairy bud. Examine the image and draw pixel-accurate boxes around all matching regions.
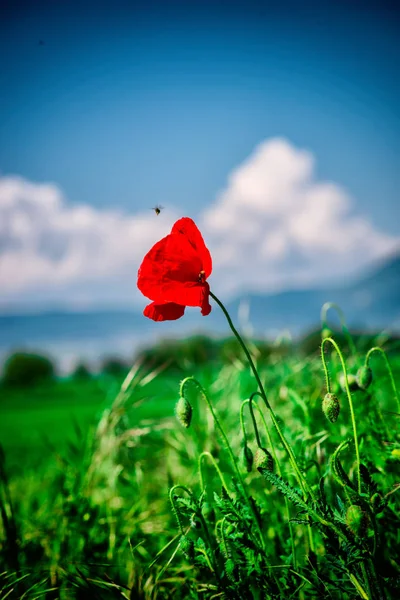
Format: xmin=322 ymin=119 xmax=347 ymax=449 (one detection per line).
xmin=254 ymin=447 xmax=274 ymax=472
xmin=175 ymin=396 xmax=193 ymax=428
xmin=357 ymin=365 xmax=373 ymax=390
xmin=322 ymin=393 xmax=340 ymax=423
xmin=346 ymin=504 xmax=368 ymax=537
xmin=180 ymin=535 xmax=195 ymax=561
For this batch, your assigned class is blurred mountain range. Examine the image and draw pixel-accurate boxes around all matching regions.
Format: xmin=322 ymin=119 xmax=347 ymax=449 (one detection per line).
xmin=0 ymin=253 xmax=399 ymax=368
xmin=228 ymin=252 xmax=400 ymax=336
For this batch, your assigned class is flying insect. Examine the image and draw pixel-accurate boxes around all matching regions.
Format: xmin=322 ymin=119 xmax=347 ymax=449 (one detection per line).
xmin=151 ymin=205 xmax=164 ymax=216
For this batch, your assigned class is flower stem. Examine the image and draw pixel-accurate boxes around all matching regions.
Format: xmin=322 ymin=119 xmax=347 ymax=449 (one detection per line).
xmin=209 ymin=291 xmax=316 ymax=503
xmin=321 ymin=337 xmax=361 ymax=494
xmin=321 ymin=302 xmax=356 ymax=356
xmin=198 ymin=451 xmax=229 ymax=493
xmin=366 ymin=346 xmax=400 ymax=413
xmin=180 ymin=376 xmax=267 ymax=549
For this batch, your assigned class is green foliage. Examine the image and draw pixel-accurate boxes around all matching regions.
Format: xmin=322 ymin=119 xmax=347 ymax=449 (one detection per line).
xmin=0 ymin=329 xmax=399 ymax=598
xmin=1 ymin=352 xmax=55 ymax=388
xmin=100 ymin=356 xmax=129 ymax=377
xmin=71 ymin=362 xmax=92 ymax=380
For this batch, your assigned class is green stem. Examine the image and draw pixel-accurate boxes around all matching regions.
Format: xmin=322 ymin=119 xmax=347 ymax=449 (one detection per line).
xmin=239 ymin=401 xmax=250 ymax=445
xmin=198 ymin=451 xmax=229 ymax=493
xmin=180 ymin=376 xmax=266 ymax=549
xmin=210 ymin=291 xmax=316 ymax=503
xmin=321 ymin=302 xmax=357 ymax=356
xmin=366 ymin=346 xmax=400 ymax=413
xmin=321 ymin=338 xmax=361 ymax=494
xmin=169 ymin=486 xmax=190 ymax=535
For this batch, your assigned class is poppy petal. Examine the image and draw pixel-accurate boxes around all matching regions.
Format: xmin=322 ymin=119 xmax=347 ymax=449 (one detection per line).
xmin=200 ymin=282 xmax=212 ymax=316
xmin=143 ymin=302 xmax=186 ymax=321
xmin=170 ymin=217 xmax=212 ymax=278
xmin=138 ymin=234 xmax=204 ymax=305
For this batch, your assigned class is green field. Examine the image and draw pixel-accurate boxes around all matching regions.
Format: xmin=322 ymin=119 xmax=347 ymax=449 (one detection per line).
xmin=0 ymin=332 xmax=399 ymax=599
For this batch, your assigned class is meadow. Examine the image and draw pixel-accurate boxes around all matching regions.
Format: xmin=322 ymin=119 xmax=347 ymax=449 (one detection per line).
xmin=0 ymin=325 xmax=399 ymax=599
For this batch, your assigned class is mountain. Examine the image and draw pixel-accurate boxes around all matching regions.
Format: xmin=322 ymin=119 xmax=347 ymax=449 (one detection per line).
xmin=226 ymin=254 xmax=400 ymax=336
xmin=0 ymin=254 xmax=399 ymax=368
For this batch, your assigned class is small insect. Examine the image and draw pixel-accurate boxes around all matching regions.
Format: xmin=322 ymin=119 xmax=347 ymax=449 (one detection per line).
xmin=151 ymin=205 xmax=164 ymax=216
xmin=198 ymin=270 xmax=205 ymax=282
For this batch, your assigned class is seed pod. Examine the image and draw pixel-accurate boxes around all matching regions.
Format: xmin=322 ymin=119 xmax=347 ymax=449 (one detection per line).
xmin=180 ymin=535 xmax=195 ymax=561
xmin=322 ymin=393 xmax=340 ymax=423
xmin=175 ymin=396 xmax=193 ymax=428
xmin=346 ymin=504 xmax=368 ymax=537
xmin=241 ymin=443 xmax=254 ymax=472
xmin=357 ymin=365 xmax=373 ymax=390
xmin=339 ymin=373 xmax=359 ymax=392
xmin=254 ymin=447 xmax=274 ymax=472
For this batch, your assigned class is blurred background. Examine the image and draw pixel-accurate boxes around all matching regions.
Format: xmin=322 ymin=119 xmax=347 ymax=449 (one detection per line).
xmin=1 ymin=0 xmax=399 ymax=374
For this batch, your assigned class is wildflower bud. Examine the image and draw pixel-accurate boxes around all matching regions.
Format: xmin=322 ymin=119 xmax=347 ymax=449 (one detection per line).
xmin=339 ymin=373 xmax=359 ymax=392
xmin=357 ymin=365 xmax=373 ymax=390
xmin=190 ymin=513 xmax=202 ymax=529
xmin=254 ymin=447 xmax=273 ymax=472
xmin=180 ymin=535 xmax=195 ymax=561
xmin=346 ymin=504 xmax=368 ymax=537
xmin=240 ymin=443 xmax=254 ymax=472
xmin=175 ymin=396 xmax=192 ymax=428
xmin=370 ymin=493 xmax=385 ymax=514
xmin=201 ymin=502 xmax=215 ymax=521
xmin=322 ymin=393 xmax=340 ymax=423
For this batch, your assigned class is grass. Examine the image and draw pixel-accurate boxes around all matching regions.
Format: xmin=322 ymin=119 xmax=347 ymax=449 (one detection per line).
xmin=0 ymin=330 xmax=399 ymax=599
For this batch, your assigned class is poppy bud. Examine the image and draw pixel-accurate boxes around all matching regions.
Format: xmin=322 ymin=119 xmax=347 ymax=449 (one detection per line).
xmin=254 ymin=447 xmax=274 ymax=472
xmin=175 ymin=396 xmax=193 ymax=428
xmin=357 ymin=365 xmax=373 ymax=390
xmin=346 ymin=504 xmax=369 ymax=537
xmin=339 ymin=373 xmax=359 ymax=392
xmin=180 ymin=535 xmax=195 ymax=561
xmin=322 ymin=393 xmax=340 ymax=423
xmin=240 ymin=443 xmax=254 ymax=472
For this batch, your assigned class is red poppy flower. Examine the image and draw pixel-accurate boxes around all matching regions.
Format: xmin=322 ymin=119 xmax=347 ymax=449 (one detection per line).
xmin=137 ymin=217 xmax=212 ymax=321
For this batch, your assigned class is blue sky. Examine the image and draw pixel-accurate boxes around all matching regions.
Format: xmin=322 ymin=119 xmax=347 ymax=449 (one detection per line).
xmin=0 ymin=0 xmax=399 ymax=310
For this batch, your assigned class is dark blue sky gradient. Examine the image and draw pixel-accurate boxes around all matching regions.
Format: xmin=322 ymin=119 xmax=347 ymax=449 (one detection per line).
xmin=1 ymin=0 xmax=399 ymax=232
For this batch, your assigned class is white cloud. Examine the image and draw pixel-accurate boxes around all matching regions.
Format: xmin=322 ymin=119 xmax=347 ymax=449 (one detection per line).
xmin=0 ymin=138 xmax=398 ymax=309
xmin=0 ymin=175 xmax=179 ymax=307
xmin=202 ymin=138 xmax=399 ymax=295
